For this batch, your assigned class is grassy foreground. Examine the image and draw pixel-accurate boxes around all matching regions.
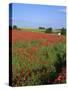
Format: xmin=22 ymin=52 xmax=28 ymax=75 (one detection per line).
xmin=12 ymin=40 xmax=66 ymax=86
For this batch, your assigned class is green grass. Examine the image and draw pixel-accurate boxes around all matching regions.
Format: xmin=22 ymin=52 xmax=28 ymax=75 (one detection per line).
xmin=12 ymin=39 xmax=47 ymax=48
xmin=17 ymin=28 xmax=46 ymax=33
xmin=11 ymin=40 xmax=66 ymax=86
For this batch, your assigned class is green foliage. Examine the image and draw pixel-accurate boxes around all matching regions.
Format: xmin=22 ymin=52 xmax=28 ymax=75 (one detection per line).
xmin=12 ymin=40 xmax=66 ymax=86
xmin=12 ymin=40 xmax=42 ymax=48
xmin=39 ymin=27 xmax=45 ymax=29
xmin=45 ymin=28 xmax=52 ymax=33
xmin=13 ymin=25 xmax=17 ymax=29
xmin=61 ymin=27 xmax=66 ymax=35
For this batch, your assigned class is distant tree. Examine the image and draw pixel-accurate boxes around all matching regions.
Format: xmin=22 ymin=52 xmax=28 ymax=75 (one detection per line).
xmin=39 ymin=27 xmax=45 ymax=29
xmin=13 ymin=25 xmax=17 ymax=29
xmin=45 ymin=27 xmax=52 ymax=33
xmin=61 ymin=27 xmax=66 ymax=35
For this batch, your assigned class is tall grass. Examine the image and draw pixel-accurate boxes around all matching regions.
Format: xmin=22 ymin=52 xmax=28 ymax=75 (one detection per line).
xmin=12 ymin=40 xmax=66 ymax=86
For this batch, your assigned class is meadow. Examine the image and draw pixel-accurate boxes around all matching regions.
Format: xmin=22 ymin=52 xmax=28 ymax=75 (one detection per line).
xmin=10 ymin=29 xmax=66 ymax=86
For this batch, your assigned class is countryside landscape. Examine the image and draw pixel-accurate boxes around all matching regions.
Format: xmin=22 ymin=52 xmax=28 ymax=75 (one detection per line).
xmin=9 ymin=3 xmax=66 ymax=86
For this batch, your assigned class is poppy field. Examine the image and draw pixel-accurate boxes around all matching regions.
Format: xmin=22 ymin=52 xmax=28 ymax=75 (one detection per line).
xmin=10 ymin=30 xmax=66 ymax=86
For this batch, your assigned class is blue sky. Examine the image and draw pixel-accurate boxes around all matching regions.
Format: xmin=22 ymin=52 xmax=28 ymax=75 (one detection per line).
xmin=10 ymin=3 xmax=66 ymax=29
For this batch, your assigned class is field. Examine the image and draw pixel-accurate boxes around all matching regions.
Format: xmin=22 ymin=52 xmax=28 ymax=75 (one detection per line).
xmin=10 ymin=29 xmax=66 ymax=86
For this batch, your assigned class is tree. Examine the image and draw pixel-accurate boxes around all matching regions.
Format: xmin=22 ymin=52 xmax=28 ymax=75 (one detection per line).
xmin=13 ymin=25 xmax=17 ymax=29
xmin=39 ymin=27 xmax=45 ymax=29
xmin=61 ymin=27 xmax=66 ymax=35
xmin=45 ymin=27 xmax=52 ymax=33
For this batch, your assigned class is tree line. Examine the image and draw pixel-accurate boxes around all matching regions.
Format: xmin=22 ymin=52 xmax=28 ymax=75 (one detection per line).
xmin=38 ymin=26 xmax=66 ymax=35
xmin=9 ymin=25 xmax=66 ymax=35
